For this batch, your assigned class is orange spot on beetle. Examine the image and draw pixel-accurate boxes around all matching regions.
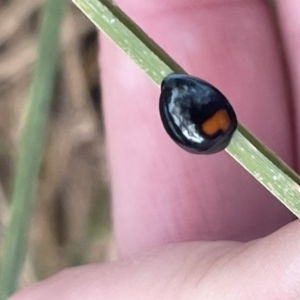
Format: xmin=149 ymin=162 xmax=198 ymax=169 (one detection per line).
xmin=201 ymin=110 xmax=230 ymax=135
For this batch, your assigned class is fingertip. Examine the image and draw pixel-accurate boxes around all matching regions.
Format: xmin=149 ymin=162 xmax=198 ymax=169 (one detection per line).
xmin=100 ymin=0 xmax=295 ymax=256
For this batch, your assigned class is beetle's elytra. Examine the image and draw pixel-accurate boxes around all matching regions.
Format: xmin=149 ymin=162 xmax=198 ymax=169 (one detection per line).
xmin=159 ymin=74 xmax=237 ymax=154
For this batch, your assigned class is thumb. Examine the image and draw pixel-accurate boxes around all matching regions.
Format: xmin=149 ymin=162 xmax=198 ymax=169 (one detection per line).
xmin=11 ymin=220 xmax=300 ymax=300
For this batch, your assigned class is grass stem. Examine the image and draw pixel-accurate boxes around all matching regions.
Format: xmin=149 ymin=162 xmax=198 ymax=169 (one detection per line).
xmin=73 ymin=0 xmax=300 ymax=217
xmin=0 ymin=0 xmax=66 ymax=298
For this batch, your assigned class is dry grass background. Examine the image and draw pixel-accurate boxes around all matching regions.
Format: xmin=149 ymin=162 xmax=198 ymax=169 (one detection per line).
xmin=0 ymin=0 xmax=113 ymax=286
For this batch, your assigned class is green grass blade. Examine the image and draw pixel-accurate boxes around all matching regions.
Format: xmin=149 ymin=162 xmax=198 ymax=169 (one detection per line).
xmin=0 ymin=0 xmax=66 ymax=298
xmin=73 ymin=0 xmax=185 ymax=83
xmin=227 ymin=125 xmax=300 ymax=216
xmin=73 ymin=0 xmax=300 ymax=217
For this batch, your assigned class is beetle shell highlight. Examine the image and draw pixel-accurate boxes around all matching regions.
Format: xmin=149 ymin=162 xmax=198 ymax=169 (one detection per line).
xmin=159 ymin=74 xmax=237 ymax=154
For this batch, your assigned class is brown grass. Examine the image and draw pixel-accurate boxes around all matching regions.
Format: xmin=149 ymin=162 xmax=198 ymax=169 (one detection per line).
xmin=0 ymin=0 xmax=113 ymax=286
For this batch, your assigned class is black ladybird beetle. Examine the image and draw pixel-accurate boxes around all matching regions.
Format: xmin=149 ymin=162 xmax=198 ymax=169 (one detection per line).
xmin=159 ymin=74 xmax=237 ymax=154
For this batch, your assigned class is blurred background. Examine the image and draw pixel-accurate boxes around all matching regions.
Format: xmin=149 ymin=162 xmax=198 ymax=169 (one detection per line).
xmin=0 ymin=0 xmax=113 ymax=286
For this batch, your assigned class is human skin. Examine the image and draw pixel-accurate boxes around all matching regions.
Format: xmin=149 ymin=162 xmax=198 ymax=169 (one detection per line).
xmin=11 ymin=0 xmax=300 ymax=299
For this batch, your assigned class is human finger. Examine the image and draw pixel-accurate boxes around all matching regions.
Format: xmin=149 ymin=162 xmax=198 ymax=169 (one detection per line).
xmin=100 ymin=0 xmax=295 ymax=256
xmin=11 ymin=220 xmax=300 ymax=299
xmin=276 ymin=0 xmax=300 ymax=166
